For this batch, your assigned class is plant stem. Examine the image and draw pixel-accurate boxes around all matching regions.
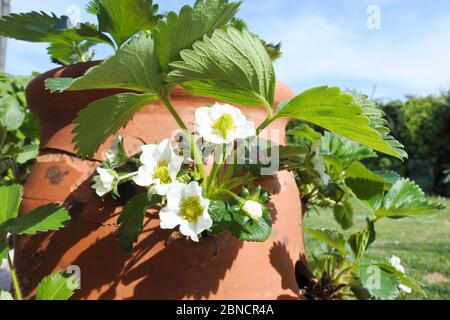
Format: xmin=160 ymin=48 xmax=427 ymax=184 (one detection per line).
xmin=206 ymin=145 xmax=229 ymax=195
xmin=160 ymin=96 xmax=189 ymax=131
xmin=216 ymin=188 xmax=239 ymax=200
xmin=206 ymin=161 xmax=220 ymax=196
xmin=220 ymin=164 xmax=235 ymax=187
xmin=256 ymin=115 xmax=276 ymax=134
xmin=333 ymin=266 xmax=353 ymax=283
xmin=160 ymin=96 xmax=206 ymax=180
xmin=73 ymin=41 xmax=87 ymax=63
xmin=7 ymin=252 xmax=23 ymax=300
xmin=118 ymin=172 xmax=138 ymax=182
xmin=373 ymin=216 xmax=382 ymax=223
xmin=191 ymin=136 xmax=206 ymax=180
xmin=0 ymin=127 xmax=7 ymax=149
xmin=1 ymin=156 xmax=20 ymax=183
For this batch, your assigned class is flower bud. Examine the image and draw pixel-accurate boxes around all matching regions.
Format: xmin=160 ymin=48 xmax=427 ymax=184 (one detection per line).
xmin=242 ymin=200 xmax=263 ymax=220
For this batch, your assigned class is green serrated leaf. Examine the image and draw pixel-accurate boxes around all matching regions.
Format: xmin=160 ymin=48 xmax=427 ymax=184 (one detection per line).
xmin=97 ymin=0 xmax=160 ymax=47
xmin=4 ymin=204 xmax=70 ymax=235
xmin=35 ymin=272 xmax=77 ymax=300
xmin=47 ymin=41 xmax=90 ymax=66
xmin=86 ymin=0 xmax=100 ymax=15
xmin=45 ymin=34 xmax=164 ymax=94
xmin=348 ymin=92 xmax=408 ymax=159
xmin=348 ymin=230 xmax=369 ymax=259
xmin=208 ymin=200 xmax=227 ymax=224
xmin=333 ymin=201 xmax=353 ymax=230
xmin=117 ymin=194 xmax=150 ymax=252
xmin=0 ymin=11 xmax=69 ymax=42
xmin=47 ymin=24 xmax=113 ymax=65
xmin=346 ymin=162 xmax=387 ymax=184
xmin=168 ymin=26 xmax=274 ymax=107
xmin=45 ymin=78 xmax=74 ymax=92
xmin=279 ymin=145 xmax=308 ymax=158
xmin=358 ymin=264 xmax=400 ymax=300
xmin=0 ymin=184 xmax=23 ymax=224
xmin=155 ymin=0 xmax=241 ymax=72
xmin=46 ymin=24 xmax=112 ymax=65
xmin=346 ymin=177 xmax=384 ymax=205
xmin=16 ymin=144 xmax=39 ymax=164
xmin=0 ymin=11 xmax=112 ymax=49
xmin=275 ymin=86 xmax=406 ymax=158
xmin=71 ymin=92 xmax=157 ymax=157
xmin=209 ymin=203 xmax=232 ymax=235
xmin=372 ymin=170 xmax=402 ymax=186
xmin=376 ymin=263 xmax=426 ymax=297
xmin=0 ymin=95 xmax=25 ymax=131
xmin=66 ymin=23 xmax=115 ymax=46
xmin=304 ymin=227 xmax=347 ymax=254
xmin=375 ymin=179 xmax=446 ymax=218
xmin=321 ymin=131 xmax=376 ymax=167
xmin=230 ymin=208 xmax=272 ymax=242
xmin=287 ymin=124 xmax=322 ymax=144
xmin=0 ymin=229 xmax=7 ymax=261
xmin=350 ymin=284 xmax=372 ymax=300
xmin=229 ymin=18 xmax=282 ymax=61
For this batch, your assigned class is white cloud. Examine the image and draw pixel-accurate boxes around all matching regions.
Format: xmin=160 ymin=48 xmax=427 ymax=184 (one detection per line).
xmin=256 ymin=12 xmax=450 ymax=98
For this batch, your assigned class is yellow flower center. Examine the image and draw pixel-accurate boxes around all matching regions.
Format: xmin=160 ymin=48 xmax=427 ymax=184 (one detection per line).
xmin=154 ymin=161 xmax=171 ymax=184
xmin=180 ymin=196 xmax=204 ymax=222
xmin=211 ymin=114 xmax=235 ymax=139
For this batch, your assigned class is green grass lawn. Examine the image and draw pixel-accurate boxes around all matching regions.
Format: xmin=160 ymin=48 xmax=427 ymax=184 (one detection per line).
xmin=303 ymin=198 xmax=450 ymax=300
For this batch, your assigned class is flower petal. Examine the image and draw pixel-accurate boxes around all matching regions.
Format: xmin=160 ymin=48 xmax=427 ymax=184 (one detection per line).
xmin=160 ymin=209 xmax=183 ymax=229
xmin=155 ymin=182 xmax=171 ymax=196
xmin=133 ymin=166 xmax=155 ymax=187
xmin=95 ymin=186 xmax=110 ymax=197
xmin=195 ymin=107 xmax=213 ymax=126
xmin=184 ymin=181 xmax=203 ymax=197
xmin=155 ymin=139 xmax=172 ymax=162
xmin=165 ymin=182 xmax=184 ymax=210
xmin=234 ymin=121 xmax=256 ymax=139
xmin=168 ymin=154 xmax=184 ymax=181
xmin=140 ymin=144 xmax=158 ymax=166
xmin=179 ymin=221 xmax=199 ymax=242
xmin=195 ymin=214 xmax=213 ymax=234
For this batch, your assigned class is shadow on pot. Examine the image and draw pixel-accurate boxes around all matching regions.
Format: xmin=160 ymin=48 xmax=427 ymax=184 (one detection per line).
xmin=16 ymin=174 xmax=244 ymax=300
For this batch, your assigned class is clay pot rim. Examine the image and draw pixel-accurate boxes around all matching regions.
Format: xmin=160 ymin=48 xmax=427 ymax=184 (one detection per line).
xmin=30 ymin=60 xmax=291 ymax=107
xmin=30 ymin=60 xmax=190 ymax=97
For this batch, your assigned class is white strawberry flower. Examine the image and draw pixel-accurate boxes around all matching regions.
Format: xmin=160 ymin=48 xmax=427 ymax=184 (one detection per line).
xmin=133 ymin=139 xmax=184 ymax=196
xmin=195 ymin=103 xmax=256 ymax=144
xmin=159 ymin=182 xmax=212 ymax=242
xmin=92 ymin=168 xmax=116 ymax=197
xmin=389 ymin=255 xmax=412 ymax=294
xmin=242 ymin=200 xmax=263 ymax=220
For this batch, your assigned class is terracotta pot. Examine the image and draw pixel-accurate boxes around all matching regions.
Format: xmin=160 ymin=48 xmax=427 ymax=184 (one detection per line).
xmin=15 ymin=61 xmax=307 ymax=300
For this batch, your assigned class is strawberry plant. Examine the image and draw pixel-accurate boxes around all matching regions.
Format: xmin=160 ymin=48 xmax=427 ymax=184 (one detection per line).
xmin=0 ymin=0 xmax=445 ymax=300
xmin=0 ymin=72 xmax=39 ymax=185
xmin=0 ymin=184 xmax=75 ymax=300
xmin=288 ymin=122 xmax=445 ymax=299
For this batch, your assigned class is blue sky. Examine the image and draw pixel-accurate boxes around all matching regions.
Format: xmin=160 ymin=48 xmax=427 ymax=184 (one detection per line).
xmin=4 ymin=0 xmax=450 ymax=100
